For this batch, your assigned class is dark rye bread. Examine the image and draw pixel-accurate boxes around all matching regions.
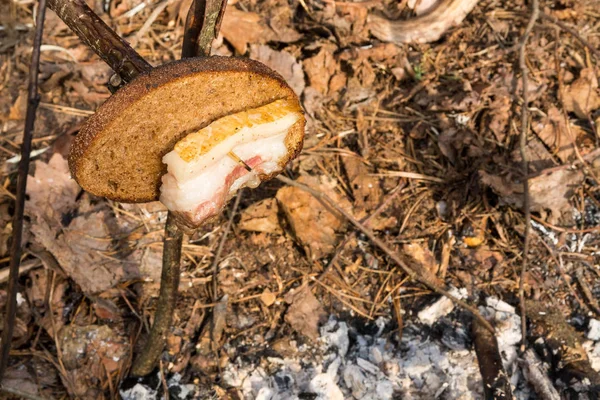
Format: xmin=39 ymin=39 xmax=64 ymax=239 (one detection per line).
xmin=69 ymin=56 xmax=305 ymax=202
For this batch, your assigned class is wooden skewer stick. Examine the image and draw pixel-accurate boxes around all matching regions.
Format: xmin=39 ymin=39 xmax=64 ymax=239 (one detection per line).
xmin=227 ymin=151 xmax=253 ymax=172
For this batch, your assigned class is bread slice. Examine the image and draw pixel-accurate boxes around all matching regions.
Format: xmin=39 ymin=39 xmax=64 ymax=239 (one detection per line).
xmin=160 ymin=98 xmax=304 ymax=229
xmin=69 ymin=56 xmax=305 ymax=203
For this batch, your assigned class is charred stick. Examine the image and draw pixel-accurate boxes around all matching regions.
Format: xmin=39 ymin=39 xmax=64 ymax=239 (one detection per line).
xmin=0 ymin=0 xmax=48 ymax=383
xmin=46 ymin=0 xmax=152 ymax=83
xmin=45 ymin=0 xmax=165 ymax=376
xmin=472 ymin=318 xmax=513 ymax=399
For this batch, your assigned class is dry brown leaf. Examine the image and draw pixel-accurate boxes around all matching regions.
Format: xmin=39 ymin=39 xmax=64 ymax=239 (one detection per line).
xmin=487 ymin=94 xmax=511 ymax=142
xmin=266 ymin=0 xmax=302 ymax=43
xmin=220 ymin=8 xmax=270 ymax=54
xmin=26 ymin=269 xmax=68 ymax=336
xmin=403 ymin=243 xmax=442 ymax=285
xmin=479 ymin=166 xmax=583 ymax=224
xmin=2 ymin=364 xmax=43 ymax=399
xmin=327 ymin=2 xmax=369 ymax=46
xmin=342 ymin=155 xmax=382 ymax=212
xmin=26 ymin=154 xmax=140 ymax=294
xmin=511 ymin=138 xmax=556 ymax=174
xmin=284 ymin=285 xmax=327 ymax=341
xmin=533 ymin=106 xmax=578 ymax=163
xmin=249 ymin=45 xmax=305 ymax=96
xmin=276 ymin=175 xmax=352 ymax=259
xmin=221 ymin=6 xmax=301 ymax=55
xmin=238 ymin=198 xmax=282 ymax=234
xmin=562 ymin=68 xmax=600 ymax=119
xmin=8 ymin=90 xmax=27 ymax=120
xmin=304 ymin=46 xmax=345 ymax=96
xmin=260 ymin=289 xmax=277 ymax=307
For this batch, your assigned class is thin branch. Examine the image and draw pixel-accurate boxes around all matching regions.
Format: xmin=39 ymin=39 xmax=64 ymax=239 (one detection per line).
xmin=46 ymin=0 xmax=152 ymax=82
xmin=540 ymin=12 xmax=600 ymax=61
xmin=130 ymin=212 xmax=183 ymax=376
xmin=131 ymin=0 xmax=228 ymax=376
xmin=276 ymin=175 xmax=495 ymax=333
xmin=316 ymin=180 xmax=405 ymax=283
xmin=518 ymin=0 xmax=539 ymax=353
xmin=0 ymin=0 xmax=48 ymax=382
xmin=211 ymin=190 xmax=243 ymax=301
xmin=182 ymin=0 xmax=228 ymax=57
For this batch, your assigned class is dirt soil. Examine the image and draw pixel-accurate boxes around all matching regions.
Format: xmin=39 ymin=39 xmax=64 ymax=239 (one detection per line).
xmin=1 ymin=0 xmax=600 ymax=398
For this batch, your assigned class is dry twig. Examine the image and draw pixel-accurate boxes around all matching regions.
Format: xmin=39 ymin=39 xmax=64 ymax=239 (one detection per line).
xmin=517 ymin=0 xmax=539 ymax=353
xmin=316 ymin=180 xmax=405 ymax=282
xmin=276 ymin=175 xmax=495 ymax=333
xmin=0 ymin=0 xmax=48 ymax=382
xmin=46 ymin=0 xmax=152 ymax=83
xmin=131 ymin=0 xmax=227 ymax=376
xmin=540 ymin=12 xmax=600 ymax=61
xmin=131 ymin=213 xmax=183 ymax=376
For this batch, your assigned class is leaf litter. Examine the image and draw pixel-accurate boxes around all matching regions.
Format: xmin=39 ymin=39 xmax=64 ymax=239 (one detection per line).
xmin=2 ymin=0 xmax=600 ymax=398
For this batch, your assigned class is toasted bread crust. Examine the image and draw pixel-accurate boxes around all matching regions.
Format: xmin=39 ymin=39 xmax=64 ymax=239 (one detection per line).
xmin=69 ymin=56 xmax=305 ymax=203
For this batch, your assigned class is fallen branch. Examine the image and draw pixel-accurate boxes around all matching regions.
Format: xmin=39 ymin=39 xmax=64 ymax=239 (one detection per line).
xmin=517 ymin=0 xmax=539 ymax=352
xmin=519 ymin=349 xmax=560 ymax=400
xmin=368 ymin=0 xmax=480 ymax=44
xmin=183 ymin=0 xmax=228 ymax=57
xmin=276 ymin=175 xmax=494 ymax=333
xmin=0 ymin=0 xmax=48 ymax=382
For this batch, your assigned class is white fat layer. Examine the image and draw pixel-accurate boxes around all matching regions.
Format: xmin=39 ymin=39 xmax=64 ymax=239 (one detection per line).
xmin=163 ymin=113 xmax=299 ymax=183
xmin=160 ymin=133 xmax=288 ymax=212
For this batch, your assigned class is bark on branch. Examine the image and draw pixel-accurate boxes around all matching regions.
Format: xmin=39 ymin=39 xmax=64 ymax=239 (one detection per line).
xmin=47 ymin=0 xmax=152 ymax=82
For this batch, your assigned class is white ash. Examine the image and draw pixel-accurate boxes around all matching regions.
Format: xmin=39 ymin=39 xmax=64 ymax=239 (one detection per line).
xmin=587 ymin=319 xmax=600 ymax=341
xmin=120 ymin=383 xmax=158 ymax=400
xmin=16 ymin=292 xmax=25 ymax=307
xmin=120 ymin=372 xmax=197 ymax=400
xmin=480 ymin=297 xmax=522 ymax=371
xmin=530 ymin=220 xmax=558 ymax=245
xmin=223 ymin=315 xmax=491 ymax=399
xmin=583 ymin=341 xmax=600 ymax=372
xmin=417 ymin=287 xmax=467 ymax=325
